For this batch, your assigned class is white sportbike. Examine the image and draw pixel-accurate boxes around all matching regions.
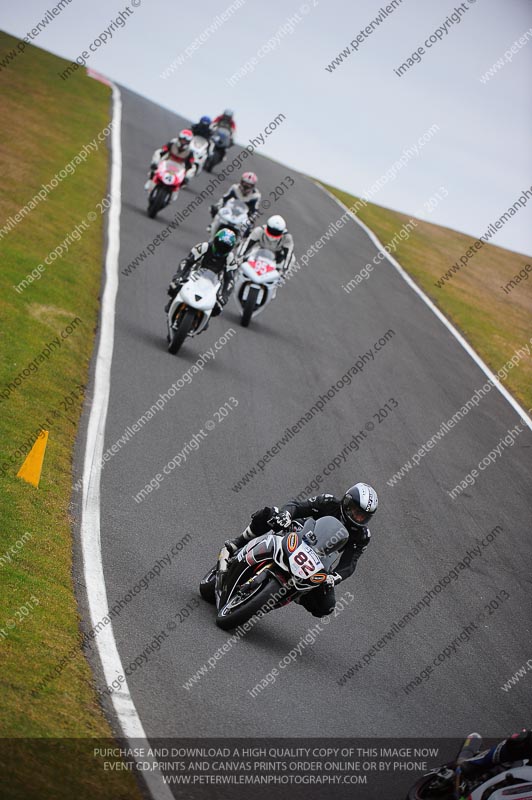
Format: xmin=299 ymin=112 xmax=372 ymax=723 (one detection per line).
xmin=190 ymin=135 xmax=209 ymax=176
xmin=209 ymin=199 xmax=249 ymax=242
xmin=166 ymin=268 xmax=221 ymax=355
xmin=234 ymin=248 xmax=282 ymax=328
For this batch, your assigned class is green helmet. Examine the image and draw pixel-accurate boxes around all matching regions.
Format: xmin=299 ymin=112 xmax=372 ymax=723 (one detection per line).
xmin=212 ymin=228 xmax=236 ymax=256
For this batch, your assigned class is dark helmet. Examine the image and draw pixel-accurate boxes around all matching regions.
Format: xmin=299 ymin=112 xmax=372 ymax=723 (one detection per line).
xmin=200 ymin=115 xmax=211 ymax=125
xmin=340 ymin=483 xmax=378 ymax=532
xmin=212 ymin=228 xmax=236 ymax=256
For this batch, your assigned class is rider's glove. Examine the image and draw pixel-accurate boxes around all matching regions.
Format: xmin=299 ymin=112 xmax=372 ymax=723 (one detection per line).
xmin=210 ymin=204 xmax=218 ymax=218
xmin=223 ymin=539 xmax=240 ymax=556
xmin=268 ymin=510 xmax=292 ymax=530
xmin=325 ymin=573 xmax=341 ymax=587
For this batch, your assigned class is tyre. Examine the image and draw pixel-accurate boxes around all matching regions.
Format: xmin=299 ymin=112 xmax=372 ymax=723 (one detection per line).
xmin=148 ymin=185 xmax=169 ymax=218
xmin=205 ymin=150 xmax=223 ymax=173
xmin=168 ymin=307 xmax=196 ymax=355
xmin=199 ymin=568 xmax=216 ymax=604
xmin=405 ymin=775 xmax=454 ymax=799
xmin=241 ymin=286 xmax=259 ymax=328
xmin=216 ymin=576 xmax=281 ymax=630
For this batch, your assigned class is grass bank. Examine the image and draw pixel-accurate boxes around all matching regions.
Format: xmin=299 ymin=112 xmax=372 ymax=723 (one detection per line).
xmin=0 ymin=30 xmax=140 ymax=800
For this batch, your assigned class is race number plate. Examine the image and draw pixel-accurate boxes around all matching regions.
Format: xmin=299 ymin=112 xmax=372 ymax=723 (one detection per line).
xmin=288 ymin=542 xmax=323 ymax=579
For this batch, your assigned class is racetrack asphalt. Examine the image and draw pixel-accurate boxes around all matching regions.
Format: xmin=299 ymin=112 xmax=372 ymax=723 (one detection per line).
xmin=74 ymin=85 xmax=532 ymax=755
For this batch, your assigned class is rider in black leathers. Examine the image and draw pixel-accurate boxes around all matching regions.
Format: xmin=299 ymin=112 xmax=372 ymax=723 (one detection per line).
xmin=221 ymin=483 xmax=378 ymax=617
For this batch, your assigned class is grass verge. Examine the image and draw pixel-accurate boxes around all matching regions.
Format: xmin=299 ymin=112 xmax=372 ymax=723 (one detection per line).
xmin=320 ymin=183 xmax=532 ymax=411
xmin=0 ymin=31 xmax=140 ymax=800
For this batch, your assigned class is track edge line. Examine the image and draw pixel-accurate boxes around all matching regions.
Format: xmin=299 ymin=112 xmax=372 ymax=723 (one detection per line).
xmin=313 ymin=181 xmax=532 ymax=432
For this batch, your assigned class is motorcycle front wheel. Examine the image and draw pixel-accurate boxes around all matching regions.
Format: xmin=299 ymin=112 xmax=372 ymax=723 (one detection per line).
xmin=168 ymin=307 xmax=196 ymax=355
xmin=405 ymin=773 xmax=455 ymax=800
xmin=216 ymin=576 xmax=281 ymax=630
xmin=148 ymin=185 xmax=170 ymax=218
xmin=241 ymin=286 xmax=260 ymax=328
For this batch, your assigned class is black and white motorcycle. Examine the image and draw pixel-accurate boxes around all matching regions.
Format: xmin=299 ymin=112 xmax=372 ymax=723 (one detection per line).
xmin=234 ymin=247 xmax=282 ymax=327
xmin=199 ymin=516 xmax=348 ymax=630
xmin=407 ymin=734 xmax=532 ymax=799
xmin=166 ymin=268 xmax=221 ymax=355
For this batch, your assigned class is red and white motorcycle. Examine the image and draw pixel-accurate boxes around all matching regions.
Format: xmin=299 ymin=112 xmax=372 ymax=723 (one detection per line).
xmin=146 ymin=160 xmax=185 ymax=219
xmin=234 ymin=247 xmax=282 ymax=328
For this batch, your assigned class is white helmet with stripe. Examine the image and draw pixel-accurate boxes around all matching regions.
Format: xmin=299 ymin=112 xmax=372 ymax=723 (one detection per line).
xmin=341 ymin=483 xmax=378 ymax=530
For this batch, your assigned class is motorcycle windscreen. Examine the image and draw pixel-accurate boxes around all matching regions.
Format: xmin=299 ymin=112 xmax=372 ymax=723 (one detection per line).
xmin=302 ymin=516 xmax=349 ymax=571
xmin=194 ymin=268 xmax=220 ymax=284
xmin=164 ymin=161 xmax=185 ymax=176
xmin=221 ymin=199 xmax=248 ymax=221
xmin=214 ymin=129 xmax=231 ymax=146
xmin=230 ymin=200 xmax=248 ymax=218
xmin=254 ymin=248 xmax=276 ymax=262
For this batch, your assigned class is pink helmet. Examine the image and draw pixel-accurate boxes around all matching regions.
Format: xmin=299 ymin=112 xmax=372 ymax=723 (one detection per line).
xmin=240 ymin=171 xmax=257 ymax=195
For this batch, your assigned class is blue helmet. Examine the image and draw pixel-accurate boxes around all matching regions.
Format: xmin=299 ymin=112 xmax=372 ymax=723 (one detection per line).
xmin=200 ymin=115 xmax=211 ymax=125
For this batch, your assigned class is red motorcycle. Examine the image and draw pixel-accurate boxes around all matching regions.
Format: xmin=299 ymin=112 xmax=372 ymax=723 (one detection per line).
xmin=147 ymin=160 xmax=185 ymax=219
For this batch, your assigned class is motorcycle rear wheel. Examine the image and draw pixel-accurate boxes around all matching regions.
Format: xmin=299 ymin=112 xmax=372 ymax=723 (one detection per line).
xmin=205 ymin=150 xmax=223 ymax=173
xmin=199 ymin=567 xmax=216 ymax=604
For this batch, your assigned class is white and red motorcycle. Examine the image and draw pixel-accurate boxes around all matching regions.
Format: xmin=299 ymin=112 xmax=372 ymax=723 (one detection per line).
xmin=166 ymin=268 xmax=221 ymax=355
xmin=147 ymin=160 xmax=185 ymax=219
xmin=234 ymin=248 xmax=282 ymax=328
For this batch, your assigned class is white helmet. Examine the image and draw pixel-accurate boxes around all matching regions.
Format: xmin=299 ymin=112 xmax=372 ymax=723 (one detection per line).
xmin=265 ymin=215 xmax=286 ymax=240
xmin=341 ymin=483 xmax=378 ymax=531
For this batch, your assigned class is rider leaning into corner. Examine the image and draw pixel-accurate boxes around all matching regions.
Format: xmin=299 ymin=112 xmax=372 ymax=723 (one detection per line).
xmin=145 ymin=129 xmax=197 ymax=189
xmin=219 ymin=483 xmax=378 ymax=618
xmin=210 ymin=172 xmax=262 ymax=225
xmin=407 ymin=729 xmax=532 ymax=798
xmin=164 ymin=228 xmax=239 ymax=317
xmin=240 ymin=214 xmax=295 ymax=272
xmin=458 ymin=730 xmax=532 ymax=778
